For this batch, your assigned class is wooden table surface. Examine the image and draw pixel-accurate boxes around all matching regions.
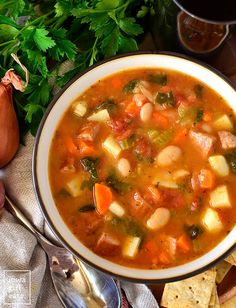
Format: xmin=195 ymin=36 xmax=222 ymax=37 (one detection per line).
xmin=139 ymin=24 xmax=236 ymax=306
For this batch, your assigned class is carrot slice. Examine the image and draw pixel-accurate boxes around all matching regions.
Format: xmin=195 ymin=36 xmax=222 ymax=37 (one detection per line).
xmin=173 ymin=128 xmax=188 ymax=144
xmin=198 ymin=168 xmax=215 ymax=189
xmin=177 ymin=234 xmax=192 ymax=253
xmin=152 ymin=112 xmax=169 ymax=129
xmin=94 ymin=183 xmax=112 ymax=215
xmin=203 ymin=111 xmax=212 ymax=122
xmin=65 ymin=137 xmax=77 ymax=155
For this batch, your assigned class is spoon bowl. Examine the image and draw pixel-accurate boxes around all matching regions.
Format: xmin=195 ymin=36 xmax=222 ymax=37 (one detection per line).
xmin=5 ymin=195 xmax=121 ymax=308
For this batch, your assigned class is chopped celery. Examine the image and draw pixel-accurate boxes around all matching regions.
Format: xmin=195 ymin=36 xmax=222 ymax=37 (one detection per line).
xmin=119 ymin=139 xmax=130 ymax=150
xmin=178 ymin=104 xmax=196 ymax=123
xmin=148 ymin=129 xmax=160 ymax=142
xmin=148 ymin=129 xmax=173 ymax=147
xmin=119 ymin=134 xmax=135 ymax=150
xmin=178 ymin=104 xmax=189 ymax=118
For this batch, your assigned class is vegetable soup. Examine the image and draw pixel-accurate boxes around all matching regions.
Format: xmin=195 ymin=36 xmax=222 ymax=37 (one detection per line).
xmin=49 ymin=69 xmax=236 ymax=269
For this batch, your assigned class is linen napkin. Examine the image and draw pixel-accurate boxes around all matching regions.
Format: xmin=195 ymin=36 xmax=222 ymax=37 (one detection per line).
xmin=0 ymin=133 xmax=159 ymax=308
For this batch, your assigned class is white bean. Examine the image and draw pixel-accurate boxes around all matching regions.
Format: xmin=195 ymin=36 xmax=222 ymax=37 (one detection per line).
xmin=147 ymin=208 xmax=170 ymax=230
xmin=140 ymin=103 xmax=153 ymax=122
xmin=118 ymin=158 xmax=131 ymax=177
xmin=157 ymin=145 xmax=182 ymax=167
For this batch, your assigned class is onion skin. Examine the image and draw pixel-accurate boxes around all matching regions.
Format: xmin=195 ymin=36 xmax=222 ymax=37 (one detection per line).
xmin=0 ymin=83 xmax=19 ymax=167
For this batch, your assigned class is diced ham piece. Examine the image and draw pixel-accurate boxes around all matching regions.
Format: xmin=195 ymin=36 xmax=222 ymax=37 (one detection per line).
xmin=160 ymin=188 xmax=185 ymax=209
xmin=81 ymin=212 xmax=103 ymax=235
xmin=78 ymin=122 xmax=100 ymax=141
xmin=129 ymin=191 xmax=153 ymax=221
xmin=189 ymin=130 xmax=216 ymax=158
xmin=218 ymin=131 xmax=236 ymax=149
xmin=94 ymin=232 xmax=120 ymax=256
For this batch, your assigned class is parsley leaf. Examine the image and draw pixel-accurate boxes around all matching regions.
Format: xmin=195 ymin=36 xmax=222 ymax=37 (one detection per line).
xmin=0 ymin=0 xmax=177 ymax=139
xmin=49 ymin=28 xmax=77 ymax=61
xmin=0 ymin=0 xmax=25 ymax=18
xmin=24 ymin=104 xmax=45 ymax=123
xmin=33 ymin=28 xmax=56 ymax=52
xmin=101 ymin=26 xmax=120 ymax=57
xmin=118 ymin=18 xmax=143 ymax=36
xmin=0 ymin=24 xmax=19 ymax=42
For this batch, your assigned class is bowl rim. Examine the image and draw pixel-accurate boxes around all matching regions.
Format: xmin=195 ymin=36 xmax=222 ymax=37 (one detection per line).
xmin=32 ymin=51 xmax=236 ymax=283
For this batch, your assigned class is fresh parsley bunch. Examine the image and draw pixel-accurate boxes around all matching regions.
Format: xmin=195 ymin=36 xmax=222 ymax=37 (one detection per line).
xmin=0 ymin=0 xmax=176 ymax=137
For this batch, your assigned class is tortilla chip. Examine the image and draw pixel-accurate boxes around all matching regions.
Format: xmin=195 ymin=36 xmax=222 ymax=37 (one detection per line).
xmin=225 ymin=251 xmax=236 ymax=266
xmin=209 ymin=284 xmax=220 ymax=308
xmin=209 ymin=284 xmax=216 ymax=306
xmin=215 ymin=287 xmax=220 ymax=306
xmin=216 ymin=261 xmax=232 ymax=284
xmin=161 ymin=269 xmax=216 ymax=308
xmin=220 ymin=295 xmax=236 ymax=308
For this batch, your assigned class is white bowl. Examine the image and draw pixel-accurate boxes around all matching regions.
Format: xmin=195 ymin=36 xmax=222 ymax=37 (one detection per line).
xmin=33 ymin=52 xmax=236 ymax=283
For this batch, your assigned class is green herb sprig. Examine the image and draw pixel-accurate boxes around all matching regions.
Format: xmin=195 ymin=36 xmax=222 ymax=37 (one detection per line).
xmin=0 ymin=0 xmax=178 ymax=138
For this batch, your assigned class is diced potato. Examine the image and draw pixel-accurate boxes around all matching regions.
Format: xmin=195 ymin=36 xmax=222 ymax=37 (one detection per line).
xmin=202 ymin=208 xmax=223 ymax=232
xmin=65 ymin=177 xmax=83 ymax=197
xmin=172 ymin=169 xmax=190 ymax=181
xmin=103 ymin=135 xmax=121 ymax=158
xmin=208 ymin=155 xmax=229 ymax=177
xmin=209 ymin=185 xmax=231 ymax=208
xmin=122 ymin=236 xmax=141 ymax=258
xmin=88 ymin=109 xmax=110 ymax=122
xmin=72 ymin=101 xmax=87 ymax=117
xmin=213 ymin=115 xmax=233 ymax=131
xmin=109 ymin=201 xmax=125 ymax=217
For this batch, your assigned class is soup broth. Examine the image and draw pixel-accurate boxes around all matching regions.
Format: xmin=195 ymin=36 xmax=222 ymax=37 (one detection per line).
xmin=49 ymin=68 xmax=236 ymax=269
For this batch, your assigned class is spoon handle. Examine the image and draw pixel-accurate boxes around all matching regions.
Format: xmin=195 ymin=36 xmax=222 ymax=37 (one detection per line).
xmin=5 ymin=195 xmax=52 ymax=246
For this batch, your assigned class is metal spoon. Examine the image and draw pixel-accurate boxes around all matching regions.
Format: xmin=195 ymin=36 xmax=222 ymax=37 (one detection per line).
xmin=5 ymin=195 xmax=121 ymax=308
